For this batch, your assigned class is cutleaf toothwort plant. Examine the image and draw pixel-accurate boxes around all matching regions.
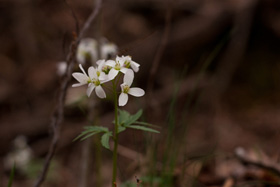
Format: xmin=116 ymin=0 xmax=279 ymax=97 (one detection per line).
xmin=71 ymin=39 xmax=159 ymax=186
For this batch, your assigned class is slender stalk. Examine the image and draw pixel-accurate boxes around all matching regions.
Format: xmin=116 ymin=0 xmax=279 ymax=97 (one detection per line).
xmin=112 ymin=80 xmax=119 ymax=186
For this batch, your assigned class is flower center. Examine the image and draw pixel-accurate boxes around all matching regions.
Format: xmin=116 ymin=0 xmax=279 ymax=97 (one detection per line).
xmin=123 ymin=84 xmax=130 ymax=94
xmin=96 ymin=71 xmax=100 ymax=77
xmin=115 ymin=62 xmax=121 ymax=70
xmin=124 ymin=61 xmax=130 ymax=68
xmin=93 ymin=78 xmax=100 ymax=86
xmin=102 ymin=65 xmax=111 ymax=74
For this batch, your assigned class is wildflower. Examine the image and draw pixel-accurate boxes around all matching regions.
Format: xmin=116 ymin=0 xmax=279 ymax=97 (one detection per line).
xmin=72 ymin=64 xmax=91 ymax=87
xmin=76 ymin=38 xmax=98 ymax=64
xmin=106 ymin=58 xmax=129 ymax=80
xmin=96 ymin=59 xmax=111 ymax=79
xmin=87 ymin=65 xmax=110 ymax=98
xmin=118 ymin=69 xmax=145 ymax=106
xmin=100 ymin=42 xmax=118 ymax=60
xmin=117 ymin=55 xmax=140 ymax=72
xmin=72 ymin=64 xmax=107 ymax=98
xmin=4 ymin=136 xmax=33 ymax=172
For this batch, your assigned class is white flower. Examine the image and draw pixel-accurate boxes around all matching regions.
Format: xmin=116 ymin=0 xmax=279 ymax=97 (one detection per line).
xmin=118 ymin=69 xmax=145 ymax=106
xmin=106 ymin=58 xmax=129 ymax=80
xmin=57 ymin=61 xmax=67 ymax=76
xmin=87 ymin=65 xmax=110 ymax=98
xmin=4 ymin=136 xmax=33 ymax=172
xmin=100 ymin=42 xmax=118 ymax=59
xmin=77 ymin=38 xmax=98 ymax=64
xmin=96 ymin=59 xmax=110 ymax=80
xmin=117 ymin=55 xmax=140 ymax=72
xmin=72 ymin=64 xmax=108 ymax=98
xmin=72 ymin=64 xmax=91 ymax=87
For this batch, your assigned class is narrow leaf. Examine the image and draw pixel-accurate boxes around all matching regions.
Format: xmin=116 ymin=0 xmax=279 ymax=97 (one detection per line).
xmin=101 ymin=132 xmax=112 ymax=150
xmin=73 ymin=133 xmax=87 ymax=142
xmin=134 ymin=121 xmax=161 ymax=129
xmin=84 ymin=126 xmax=108 ymax=132
xmin=80 ymin=131 xmax=101 ymax=141
xmin=73 ymin=131 xmax=96 ymax=141
xmin=8 ymin=163 xmax=15 ymax=187
xmin=124 ymin=109 xmax=143 ymax=126
xmin=128 ymin=125 xmax=160 ymax=133
xmin=73 ymin=126 xmax=109 ymax=141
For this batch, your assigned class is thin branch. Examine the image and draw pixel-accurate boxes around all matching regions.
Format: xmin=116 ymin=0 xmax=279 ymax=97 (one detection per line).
xmin=33 ymin=0 xmax=102 ymax=186
xmin=78 ymin=0 xmax=102 ymax=42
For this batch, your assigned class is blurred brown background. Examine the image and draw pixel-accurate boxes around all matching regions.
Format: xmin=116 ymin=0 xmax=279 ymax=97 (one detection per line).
xmin=1 ymin=0 xmax=280 ymax=186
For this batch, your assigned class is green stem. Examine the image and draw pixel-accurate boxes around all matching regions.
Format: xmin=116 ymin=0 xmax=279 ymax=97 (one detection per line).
xmin=112 ymin=80 xmax=119 ymax=186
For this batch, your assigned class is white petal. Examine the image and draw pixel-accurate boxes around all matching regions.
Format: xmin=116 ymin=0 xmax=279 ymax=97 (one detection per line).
xmin=128 ymin=88 xmax=145 ymax=97
xmin=88 ymin=66 xmax=97 ymax=80
xmin=79 ymin=64 xmax=87 ymax=76
xmin=72 ymin=72 xmax=88 ymax=83
xmin=96 ymin=59 xmax=104 ymax=65
xmin=100 ymin=76 xmax=111 ymax=84
xmin=95 ymin=85 xmax=106 ymax=98
xmin=87 ymin=84 xmax=95 ymax=97
xmin=72 ymin=83 xmax=86 ymax=87
xmin=124 ymin=69 xmax=134 ymax=86
xmin=99 ymin=72 xmax=107 ymax=81
xmin=116 ymin=55 xmax=122 ymax=62
xmin=131 ymin=61 xmax=140 ymax=72
xmin=108 ymin=69 xmax=119 ymax=80
xmin=120 ymin=83 xmax=126 ymax=92
xmin=131 ymin=60 xmax=140 ymax=68
xmin=120 ymin=67 xmax=128 ymax=74
xmin=123 ymin=55 xmax=131 ymax=60
xmin=118 ymin=58 xmax=125 ymax=66
xmin=116 ymin=56 xmax=124 ymax=65
xmin=97 ymin=59 xmax=106 ymax=71
xmin=106 ymin=60 xmax=116 ymax=67
xmin=118 ymin=93 xmax=128 ymax=106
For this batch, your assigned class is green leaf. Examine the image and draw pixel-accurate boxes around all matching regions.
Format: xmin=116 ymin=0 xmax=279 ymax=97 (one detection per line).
xmin=118 ymin=125 xmax=126 ymax=134
xmin=73 ymin=126 xmax=109 ymax=141
xmin=73 ymin=129 xmax=95 ymax=141
xmin=127 ymin=125 xmax=160 ymax=133
xmin=8 ymin=163 xmax=15 ymax=187
xmin=124 ymin=109 xmax=143 ymax=127
xmin=84 ymin=126 xmax=108 ymax=132
xmin=118 ymin=109 xmax=130 ymax=124
xmin=134 ymin=121 xmax=161 ymax=129
xmin=79 ymin=131 xmax=101 ymax=141
xmin=101 ymin=132 xmax=112 ymax=150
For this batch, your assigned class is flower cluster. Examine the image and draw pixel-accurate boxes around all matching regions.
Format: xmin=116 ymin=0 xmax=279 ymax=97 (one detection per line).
xmin=72 ymin=56 xmax=145 ymax=106
xmin=77 ymin=38 xmax=118 ymax=65
xmin=57 ymin=38 xmax=118 ymax=76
